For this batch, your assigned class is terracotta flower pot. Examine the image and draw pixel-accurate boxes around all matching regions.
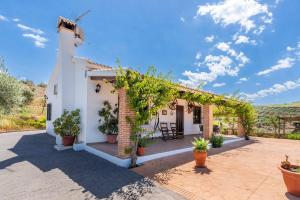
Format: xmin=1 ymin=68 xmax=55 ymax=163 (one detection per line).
xmin=137 ymin=147 xmax=145 ymax=156
xmin=193 ymin=151 xmax=207 ymax=168
xmin=62 ymin=136 xmax=75 ymax=146
xmin=107 ymin=134 xmax=117 ymax=144
xmin=279 ymin=165 xmax=300 ymax=197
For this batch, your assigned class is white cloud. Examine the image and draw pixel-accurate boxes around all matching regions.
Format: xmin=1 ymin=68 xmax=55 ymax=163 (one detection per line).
xmin=216 ymin=42 xmax=230 ymax=52
xmin=17 ymin=24 xmax=44 ymax=34
xmin=180 ymin=17 xmax=185 ymax=22
xmin=195 ymin=51 xmax=201 ymax=60
xmin=12 ymin=18 xmax=20 ymax=22
xmin=257 ymin=57 xmax=295 ymax=76
xmin=213 ymin=82 xmax=226 ymax=87
xmin=286 ymin=46 xmax=295 ymax=52
xmin=242 ymin=78 xmax=300 ymax=101
xmin=255 ymin=82 xmax=261 ymax=86
xmin=196 ymin=0 xmax=272 ymax=33
xmin=181 ymin=42 xmax=250 ymax=87
xmin=0 ymin=15 xmax=8 ymax=21
xmin=215 ymin=42 xmax=250 ymax=66
xmin=234 ymin=35 xmax=249 ymax=44
xmin=236 ymin=77 xmax=248 ymax=84
xmin=22 ymin=33 xmax=48 ymax=48
xmin=233 ymin=35 xmax=257 ymax=45
xmin=205 ymin=35 xmax=214 ymax=43
xmin=180 ymin=54 xmax=238 ymax=87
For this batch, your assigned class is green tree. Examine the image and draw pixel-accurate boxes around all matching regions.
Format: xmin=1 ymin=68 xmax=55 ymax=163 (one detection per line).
xmin=22 ymin=88 xmax=34 ymax=105
xmin=0 ymin=58 xmax=23 ymax=114
xmin=115 ymin=66 xmax=178 ymax=167
xmin=263 ymin=115 xmax=279 ymax=135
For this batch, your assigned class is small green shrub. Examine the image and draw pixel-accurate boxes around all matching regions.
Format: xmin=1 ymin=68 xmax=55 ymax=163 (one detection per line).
xmin=98 ymin=101 xmax=118 ymax=135
xmin=192 ymin=137 xmax=209 ymax=152
xmin=210 ymin=134 xmax=224 ymax=148
xmin=138 ymin=136 xmax=153 ymax=147
xmin=287 ymin=133 xmax=300 ymax=140
xmin=53 ymin=109 xmax=81 ymax=137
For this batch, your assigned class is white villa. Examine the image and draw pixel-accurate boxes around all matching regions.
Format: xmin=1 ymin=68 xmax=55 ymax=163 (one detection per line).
xmin=46 ymin=17 xmax=245 ymax=167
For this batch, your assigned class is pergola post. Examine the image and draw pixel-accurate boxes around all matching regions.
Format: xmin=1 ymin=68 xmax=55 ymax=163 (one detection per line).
xmin=237 ymin=117 xmax=245 ymax=137
xmin=118 ymin=88 xmax=135 ymax=158
xmin=203 ymin=104 xmax=213 ymax=139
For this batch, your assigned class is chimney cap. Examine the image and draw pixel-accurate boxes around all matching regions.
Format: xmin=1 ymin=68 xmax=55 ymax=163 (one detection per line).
xmin=57 ymin=16 xmax=76 ymax=32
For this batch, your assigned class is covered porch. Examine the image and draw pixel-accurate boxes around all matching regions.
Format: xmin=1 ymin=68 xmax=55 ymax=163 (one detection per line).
xmin=85 ymin=70 xmax=246 ymax=167
xmin=87 ymin=134 xmax=243 ymax=161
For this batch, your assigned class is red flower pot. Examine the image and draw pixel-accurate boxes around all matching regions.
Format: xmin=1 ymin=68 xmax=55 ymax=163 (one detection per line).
xmin=62 ymin=136 xmax=75 ymax=146
xmin=279 ymin=165 xmax=300 ymax=197
xmin=137 ymin=147 xmax=145 ymax=156
xmin=193 ymin=151 xmax=207 ymax=168
xmin=107 ymin=134 xmax=117 ymax=144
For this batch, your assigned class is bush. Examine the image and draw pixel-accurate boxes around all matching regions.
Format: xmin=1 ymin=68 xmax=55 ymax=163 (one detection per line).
xmin=22 ymin=89 xmax=34 ymax=105
xmin=210 ymin=134 xmax=224 ymax=148
xmin=0 ymin=71 xmax=23 ymax=114
xmin=192 ymin=137 xmax=209 ymax=152
xmin=37 ymin=82 xmax=47 ymax=88
xmin=53 ymin=109 xmax=80 ymax=137
xmin=287 ymin=133 xmax=300 ymax=140
xmin=98 ymin=101 xmax=118 ymax=135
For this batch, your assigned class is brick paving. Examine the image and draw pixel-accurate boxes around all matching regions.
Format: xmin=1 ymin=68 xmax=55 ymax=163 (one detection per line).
xmin=133 ymin=137 xmax=300 ymax=200
xmin=0 ymin=131 xmax=184 ymax=200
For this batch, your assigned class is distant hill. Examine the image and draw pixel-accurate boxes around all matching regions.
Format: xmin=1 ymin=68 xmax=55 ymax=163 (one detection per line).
xmin=264 ymin=101 xmax=300 ymax=107
xmin=255 ymin=101 xmax=300 ymax=118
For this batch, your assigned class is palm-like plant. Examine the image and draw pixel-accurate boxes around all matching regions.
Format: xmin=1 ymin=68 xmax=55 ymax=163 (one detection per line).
xmin=192 ymin=137 xmax=209 ymax=152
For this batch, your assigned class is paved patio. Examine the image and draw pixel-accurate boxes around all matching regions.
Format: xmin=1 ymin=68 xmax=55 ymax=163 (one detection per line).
xmin=0 ymin=131 xmax=184 ymax=200
xmin=133 ymin=137 xmax=300 ymax=200
xmin=88 ymin=134 xmax=238 ymax=157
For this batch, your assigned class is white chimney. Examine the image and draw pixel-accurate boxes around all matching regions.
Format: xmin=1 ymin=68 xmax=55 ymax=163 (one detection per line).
xmin=56 ymin=17 xmax=82 ymax=111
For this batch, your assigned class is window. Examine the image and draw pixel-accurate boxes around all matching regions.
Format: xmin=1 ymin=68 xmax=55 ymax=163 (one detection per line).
xmin=53 ymin=84 xmax=58 ymax=95
xmin=193 ymin=106 xmax=201 ymax=124
xmin=47 ymin=103 xmax=52 ymax=121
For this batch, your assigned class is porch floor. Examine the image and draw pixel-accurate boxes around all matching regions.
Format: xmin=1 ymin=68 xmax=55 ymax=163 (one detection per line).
xmin=87 ymin=134 xmax=239 ymax=157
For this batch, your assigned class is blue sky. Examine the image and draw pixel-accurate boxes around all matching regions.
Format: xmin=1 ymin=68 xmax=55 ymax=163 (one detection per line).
xmin=0 ymin=0 xmax=299 ymax=105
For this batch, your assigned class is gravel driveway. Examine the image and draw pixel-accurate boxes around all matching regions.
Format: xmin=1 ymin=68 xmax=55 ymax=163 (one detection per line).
xmin=0 ymin=131 xmax=185 ymax=200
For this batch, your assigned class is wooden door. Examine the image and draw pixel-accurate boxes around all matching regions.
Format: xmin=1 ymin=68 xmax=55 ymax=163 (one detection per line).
xmin=176 ymin=105 xmax=184 ymax=134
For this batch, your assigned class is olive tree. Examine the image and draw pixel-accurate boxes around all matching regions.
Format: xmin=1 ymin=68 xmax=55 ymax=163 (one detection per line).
xmin=0 ymin=57 xmax=23 ymax=114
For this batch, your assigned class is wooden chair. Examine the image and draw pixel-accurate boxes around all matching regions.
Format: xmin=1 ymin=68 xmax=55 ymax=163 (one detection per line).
xmin=170 ymin=122 xmax=184 ymax=139
xmin=160 ymin=122 xmax=173 ymax=141
xmin=169 ymin=123 xmax=177 ymax=139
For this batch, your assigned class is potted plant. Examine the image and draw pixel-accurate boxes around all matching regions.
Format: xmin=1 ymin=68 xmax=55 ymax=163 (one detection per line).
xmin=53 ymin=109 xmax=81 ymax=146
xmin=279 ymin=155 xmax=300 ymax=197
xmin=98 ymin=101 xmax=118 ymax=144
xmin=210 ymin=134 xmax=224 ymax=148
xmin=192 ymin=137 xmax=209 ymax=168
xmin=137 ymin=136 xmax=152 ymax=156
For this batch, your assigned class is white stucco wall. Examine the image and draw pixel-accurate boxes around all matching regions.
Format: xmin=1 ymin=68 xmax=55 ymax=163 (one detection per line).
xmin=149 ymin=99 xmax=203 ymax=137
xmin=46 ymin=65 xmax=62 ymax=137
xmin=85 ymin=80 xmax=118 ymax=143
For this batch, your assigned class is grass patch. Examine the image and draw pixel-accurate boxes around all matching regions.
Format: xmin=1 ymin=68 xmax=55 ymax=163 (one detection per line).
xmin=0 ymin=83 xmax=46 ymax=133
xmin=287 ymin=133 xmax=300 ymax=140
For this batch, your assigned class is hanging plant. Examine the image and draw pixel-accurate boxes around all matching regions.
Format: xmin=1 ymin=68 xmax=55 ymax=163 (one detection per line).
xmin=168 ymin=99 xmax=178 ymax=110
xmin=187 ymin=101 xmax=195 ymax=114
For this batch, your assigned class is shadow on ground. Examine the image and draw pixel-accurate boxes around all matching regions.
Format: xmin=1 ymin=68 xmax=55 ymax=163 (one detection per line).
xmin=0 ymin=133 xmax=157 ymax=199
xmin=133 ymin=138 xmax=258 ymax=185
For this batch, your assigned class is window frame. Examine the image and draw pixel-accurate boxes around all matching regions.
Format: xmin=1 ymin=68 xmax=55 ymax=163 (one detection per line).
xmin=193 ymin=106 xmax=202 ymax=124
xmin=47 ymin=103 xmax=52 ymax=121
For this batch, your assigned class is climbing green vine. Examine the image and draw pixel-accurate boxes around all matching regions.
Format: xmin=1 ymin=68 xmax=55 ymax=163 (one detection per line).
xmin=114 ymin=66 xmax=256 ymax=167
